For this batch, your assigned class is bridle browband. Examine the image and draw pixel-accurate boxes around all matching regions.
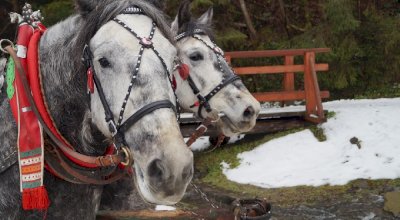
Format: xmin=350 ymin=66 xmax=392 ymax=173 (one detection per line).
xmin=174 ymin=29 xmax=241 ymax=119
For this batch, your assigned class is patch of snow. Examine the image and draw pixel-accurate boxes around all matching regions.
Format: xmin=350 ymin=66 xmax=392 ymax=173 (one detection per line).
xmin=188 ymin=134 xmax=246 ymax=151
xmin=223 ymin=98 xmax=400 ymax=188
xmin=187 ymin=136 xmax=210 ymax=151
xmin=155 ymin=205 xmax=176 ymax=211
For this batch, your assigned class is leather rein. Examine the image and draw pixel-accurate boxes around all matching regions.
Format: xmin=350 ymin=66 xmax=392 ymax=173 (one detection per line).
xmin=3 ymin=6 xmax=177 ymax=185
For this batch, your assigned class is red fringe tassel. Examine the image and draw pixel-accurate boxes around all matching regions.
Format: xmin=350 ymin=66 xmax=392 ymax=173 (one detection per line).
xmin=22 ymin=186 xmax=50 ymax=210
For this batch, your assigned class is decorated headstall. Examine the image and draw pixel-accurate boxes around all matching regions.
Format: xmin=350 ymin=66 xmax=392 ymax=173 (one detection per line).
xmin=174 ymin=29 xmax=241 ymax=119
xmin=174 ymin=29 xmax=241 ymax=149
xmin=81 ymin=6 xmax=178 ymax=149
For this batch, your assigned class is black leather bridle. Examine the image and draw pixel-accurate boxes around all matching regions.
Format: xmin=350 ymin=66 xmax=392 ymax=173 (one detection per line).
xmin=175 ymin=29 xmax=241 ymax=119
xmin=82 ymin=7 xmax=177 ymax=149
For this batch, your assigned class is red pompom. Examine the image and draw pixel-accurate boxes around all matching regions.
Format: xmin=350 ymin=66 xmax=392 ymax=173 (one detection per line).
xmin=178 ymin=63 xmax=190 ymax=80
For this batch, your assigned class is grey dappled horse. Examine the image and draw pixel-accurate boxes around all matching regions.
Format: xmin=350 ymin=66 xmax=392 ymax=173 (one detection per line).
xmin=0 ymin=0 xmax=193 ymax=219
xmin=100 ymin=1 xmax=261 ymax=211
xmin=171 ymin=1 xmax=260 ymax=137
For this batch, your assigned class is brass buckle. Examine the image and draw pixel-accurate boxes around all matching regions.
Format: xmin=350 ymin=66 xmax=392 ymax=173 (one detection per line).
xmin=120 ymin=146 xmax=133 ymax=166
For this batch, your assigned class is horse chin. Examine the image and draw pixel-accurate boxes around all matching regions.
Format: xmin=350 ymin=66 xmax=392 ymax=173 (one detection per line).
xmin=218 ymin=116 xmax=256 ymax=137
xmin=133 ymin=163 xmax=182 ymax=205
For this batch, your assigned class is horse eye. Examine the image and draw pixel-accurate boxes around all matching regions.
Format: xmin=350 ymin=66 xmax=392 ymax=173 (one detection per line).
xmin=98 ymin=57 xmax=111 ymax=68
xmin=189 ymin=52 xmax=203 ymax=61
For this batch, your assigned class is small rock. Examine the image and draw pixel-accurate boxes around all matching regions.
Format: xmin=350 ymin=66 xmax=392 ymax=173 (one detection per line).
xmin=384 ymin=191 xmax=400 ymax=217
xmin=350 ymin=137 xmax=362 ymax=149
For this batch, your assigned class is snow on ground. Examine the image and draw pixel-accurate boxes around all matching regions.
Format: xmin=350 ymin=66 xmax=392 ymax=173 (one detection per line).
xmin=222 ymin=98 xmax=400 ymax=188
xmin=155 ymin=205 xmax=176 ymax=211
xmin=187 ymin=134 xmax=245 ymax=151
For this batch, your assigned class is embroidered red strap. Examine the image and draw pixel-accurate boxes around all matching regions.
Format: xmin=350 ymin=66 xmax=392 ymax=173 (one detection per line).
xmin=9 ymin=22 xmax=50 ymax=211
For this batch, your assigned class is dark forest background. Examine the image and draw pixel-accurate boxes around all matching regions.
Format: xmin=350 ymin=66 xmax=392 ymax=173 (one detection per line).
xmin=1 ymin=0 xmax=399 ymax=99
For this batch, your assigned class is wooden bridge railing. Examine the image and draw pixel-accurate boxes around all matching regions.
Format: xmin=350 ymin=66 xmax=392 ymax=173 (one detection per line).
xmin=225 ymin=48 xmax=331 ymax=123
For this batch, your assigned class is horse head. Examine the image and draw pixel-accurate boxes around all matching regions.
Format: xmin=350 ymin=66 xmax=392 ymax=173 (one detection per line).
xmin=46 ymin=0 xmax=193 ymax=205
xmin=171 ymin=1 xmax=261 ymax=137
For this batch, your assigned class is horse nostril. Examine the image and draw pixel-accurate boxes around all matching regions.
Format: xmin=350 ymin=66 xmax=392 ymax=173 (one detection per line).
xmin=148 ymin=159 xmax=164 ymax=180
xmin=243 ymin=106 xmax=255 ymax=118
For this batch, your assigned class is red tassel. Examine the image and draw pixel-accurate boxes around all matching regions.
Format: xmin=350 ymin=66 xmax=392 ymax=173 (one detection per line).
xmin=22 ymin=186 xmax=50 ymax=210
xmin=87 ymin=67 xmax=94 ymax=94
xmin=178 ymin=63 xmax=190 ymax=80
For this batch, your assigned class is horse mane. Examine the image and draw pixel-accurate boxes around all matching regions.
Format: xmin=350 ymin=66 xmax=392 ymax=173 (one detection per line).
xmin=39 ymin=0 xmax=175 ymax=155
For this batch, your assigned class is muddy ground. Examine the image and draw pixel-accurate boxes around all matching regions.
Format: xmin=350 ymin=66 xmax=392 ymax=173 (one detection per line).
xmin=97 ymin=179 xmax=400 ymax=220
xmin=97 ymin=134 xmax=400 ymax=220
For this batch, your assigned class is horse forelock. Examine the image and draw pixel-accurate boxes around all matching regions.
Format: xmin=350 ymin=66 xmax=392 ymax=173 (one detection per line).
xmin=73 ymin=0 xmax=174 ymax=68
xmin=178 ymin=20 xmax=215 ymax=42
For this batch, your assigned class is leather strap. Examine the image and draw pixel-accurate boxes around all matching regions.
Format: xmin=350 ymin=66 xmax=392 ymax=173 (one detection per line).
xmin=45 ymin=142 xmax=128 ymax=185
xmin=119 ymin=100 xmax=176 ymax=134
xmin=197 ymin=74 xmax=241 ymax=118
xmin=186 ymin=117 xmax=213 ymax=147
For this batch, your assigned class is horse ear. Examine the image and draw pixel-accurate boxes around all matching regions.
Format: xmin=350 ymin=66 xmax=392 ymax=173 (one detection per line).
xmin=75 ymin=0 xmax=97 ymax=15
xmin=171 ymin=0 xmax=191 ymax=34
xmin=197 ymin=7 xmax=213 ymax=25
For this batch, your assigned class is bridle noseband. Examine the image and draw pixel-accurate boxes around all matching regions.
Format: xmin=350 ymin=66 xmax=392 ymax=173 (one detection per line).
xmin=174 ymin=29 xmax=241 ymax=119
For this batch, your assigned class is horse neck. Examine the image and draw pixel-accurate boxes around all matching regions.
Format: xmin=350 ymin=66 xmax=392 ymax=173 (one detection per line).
xmin=39 ymin=15 xmax=108 ymax=155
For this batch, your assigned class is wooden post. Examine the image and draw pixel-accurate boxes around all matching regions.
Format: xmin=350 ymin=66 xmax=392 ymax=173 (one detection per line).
xmin=304 ymin=52 xmax=325 ymax=123
xmin=309 ymin=52 xmax=325 ymax=122
xmin=282 ymin=55 xmax=294 ymax=106
xmin=304 ymin=52 xmax=316 ymax=119
xmin=225 ymin=55 xmax=232 ymax=65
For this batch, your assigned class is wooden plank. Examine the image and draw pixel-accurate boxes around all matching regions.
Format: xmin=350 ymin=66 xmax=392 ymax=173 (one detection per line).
xmin=234 ymin=63 xmax=329 ymax=75
xmin=179 ymin=110 xmax=329 ymax=137
xmin=225 ymin=48 xmax=331 ymax=59
xmin=97 ymin=210 xmax=191 ymax=219
xmin=180 ymin=116 xmax=308 ymax=137
xmin=252 ymin=90 xmax=330 ymax=102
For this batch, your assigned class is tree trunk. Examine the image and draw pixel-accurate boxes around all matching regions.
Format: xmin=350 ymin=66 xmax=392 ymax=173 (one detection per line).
xmin=11 ymin=0 xmax=19 ymax=12
xmin=238 ymin=0 xmax=257 ymax=40
xmin=277 ymin=0 xmax=291 ymax=38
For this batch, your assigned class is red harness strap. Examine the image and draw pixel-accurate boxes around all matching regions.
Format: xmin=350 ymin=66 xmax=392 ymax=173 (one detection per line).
xmin=27 ymin=25 xmax=72 ymax=150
